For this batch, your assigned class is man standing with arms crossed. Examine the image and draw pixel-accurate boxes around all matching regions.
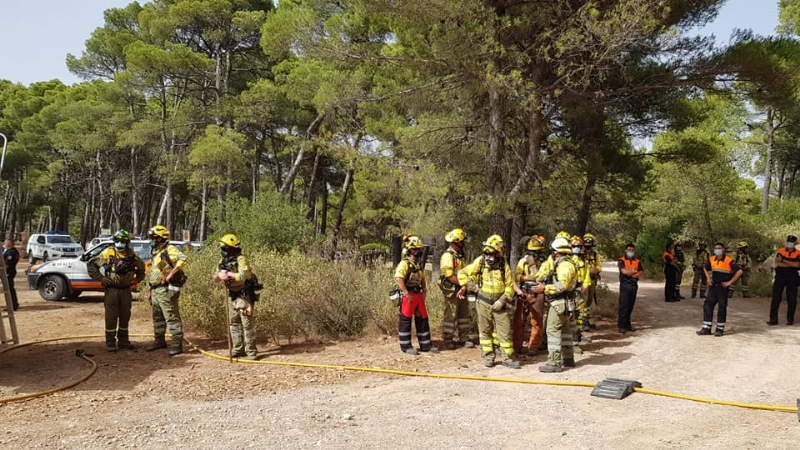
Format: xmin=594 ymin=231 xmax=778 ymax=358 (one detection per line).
xmin=618 ymin=243 xmax=643 ymax=334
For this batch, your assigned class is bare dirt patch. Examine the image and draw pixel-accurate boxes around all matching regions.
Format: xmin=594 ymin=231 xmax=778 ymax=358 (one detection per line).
xmin=2 ymin=262 xmax=799 ymax=449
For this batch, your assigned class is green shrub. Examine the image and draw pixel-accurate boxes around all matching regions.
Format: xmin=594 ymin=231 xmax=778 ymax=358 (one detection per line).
xmin=207 ymin=191 xmax=312 ymax=253
xmin=744 ymin=269 xmax=773 ymax=298
xmin=179 ymin=247 xmax=397 ymax=343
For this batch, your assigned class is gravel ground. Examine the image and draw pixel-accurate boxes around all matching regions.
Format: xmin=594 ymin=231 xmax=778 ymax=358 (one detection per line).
xmin=1 ymin=262 xmax=799 ymax=449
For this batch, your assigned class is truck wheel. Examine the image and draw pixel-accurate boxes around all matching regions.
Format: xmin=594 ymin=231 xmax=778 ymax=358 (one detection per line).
xmin=29 ymin=252 xmax=37 ymax=264
xmin=43 ymin=251 xmax=49 ymax=262
xmin=39 ymin=275 xmax=67 ymax=301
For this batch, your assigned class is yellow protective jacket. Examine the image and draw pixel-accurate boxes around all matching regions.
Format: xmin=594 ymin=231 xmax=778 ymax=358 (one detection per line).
xmin=149 ymin=244 xmax=187 ymax=285
xmin=584 ymin=249 xmax=601 ymax=279
xmin=395 ymin=258 xmax=426 ymax=289
xmin=87 ymin=247 xmax=145 ymax=288
xmin=440 ymin=248 xmax=466 ymax=280
xmin=572 ymin=254 xmax=593 ymax=288
xmin=515 ymin=255 xmax=536 ymax=283
xmin=218 ymin=254 xmax=253 ymax=293
xmin=545 ymin=255 xmax=578 ymax=297
xmin=458 ymin=256 xmax=514 ymax=301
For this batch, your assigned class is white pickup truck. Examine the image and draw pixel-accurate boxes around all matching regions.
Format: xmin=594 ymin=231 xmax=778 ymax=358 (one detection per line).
xmin=27 ymin=240 xmax=150 ymax=301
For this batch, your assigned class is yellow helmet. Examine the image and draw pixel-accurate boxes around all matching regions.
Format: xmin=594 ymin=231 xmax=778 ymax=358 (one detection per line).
xmin=583 ymin=233 xmax=596 ymax=245
xmin=570 ymin=235 xmax=583 ymax=247
xmin=527 ymin=234 xmax=546 ymax=251
xmin=220 ymin=234 xmax=241 ymax=249
xmin=445 ymin=228 xmax=466 ymax=243
xmin=405 ymin=236 xmax=424 ymax=250
xmin=148 ymin=225 xmax=170 ymax=240
xmin=738 ymin=241 xmax=748 ymax=249
xmin=556 ymin=230 xmax=571 ymax=239
xmin=482 ymin=234 xmax=504 ymax=254
xmin=551 ymin=237 xmax=572 ymax=254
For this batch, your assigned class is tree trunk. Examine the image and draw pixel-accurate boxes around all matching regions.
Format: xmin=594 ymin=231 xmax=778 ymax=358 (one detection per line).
xmin=130 ymin=146 xmax=139 ymax=236
xmin=319 ymin=172 xmax=328 ymax=236
xmin=306 ymin=148 xmax=321 ymax=217
xmin=777 ymin=159 xmax=788 ymax=200
xmin=199 ymin=180 xmax=207 ymax=241
xmin=702 ymin=192 xmax=713 ymax=240
xmin=280 ymin=112 xmax=325 ymax=194
xmin=577 ymin=170 xmax=598 ymax=236
xmin=509 ymin=202 xmax=527 ymax=267
xmin=761 ymin=109 xmax=775 ymax=214
xmin=329 ymin=160 xmax=355 ymax=261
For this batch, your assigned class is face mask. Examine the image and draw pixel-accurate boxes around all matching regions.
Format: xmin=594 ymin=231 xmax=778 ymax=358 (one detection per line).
xmin=625 ymin=251 xmax=635 ymax=259
xmin=675 ymin=246 xmax=681 ymax=251
xmin=713 ymin=249 xmax=723 ymax=257
xmin=114 ymin=242 xmax=127 ymax=250
xmin=220 ymin=249 xmax=229 ymax=258
xmin=787 ymin=242 xmax=795 ymax=249
xmin=571 ymin=247 xmax=581 ymax=254
xmin=484 ymin=255 xmax=496 ymax=265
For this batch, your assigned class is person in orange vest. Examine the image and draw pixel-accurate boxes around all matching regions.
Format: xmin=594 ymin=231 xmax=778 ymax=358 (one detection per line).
xmin=663 ymin=244 xmax=679 ymax=303
xmin=768 ymin=235 xmax=800 ymax=326
xmin=618 ymin=243 xmax=643 ymax=334
xmin=696 ymin=242 xmax=743 ymax=336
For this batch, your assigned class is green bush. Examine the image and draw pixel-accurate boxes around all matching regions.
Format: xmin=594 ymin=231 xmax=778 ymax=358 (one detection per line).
xmin=743 ymin=269 xmax=773 ymax=298
xmin=207 ymin=191 xmax=312 ymax=253
xmin=179 ymin=247 xmax=398 ymax=343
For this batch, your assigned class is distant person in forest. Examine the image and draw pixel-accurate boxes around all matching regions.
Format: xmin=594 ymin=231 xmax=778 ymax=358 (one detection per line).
xmin=618 ymin=243 xmax=643 ymax=334
xmin=3 ymin=239 xmax=19 ymax=311
xmin=731 ymin=241 xmax=751 ymax=298
xmin=696 ymin=242 xmax=742 ymax=337
xmin=674 ymin=243 xmax=685 ymax=299
xmin=663 ymin=243 xmax=678 ymax=302
xmin=768 ymin=235 xmax=800 ymax=326
xmin=692 ymin=241 xmax=710 ymax=298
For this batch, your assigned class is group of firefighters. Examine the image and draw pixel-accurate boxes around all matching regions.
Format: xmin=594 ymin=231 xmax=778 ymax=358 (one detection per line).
xmin=394 ymin=230 xmax=602 ymax=373
xmin=88 ymin=227 xmax=260 ymax=360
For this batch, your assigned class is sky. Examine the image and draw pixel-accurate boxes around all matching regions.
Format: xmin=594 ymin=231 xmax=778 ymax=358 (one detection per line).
xmin=0 ymin=0 xmax=785 ymax=86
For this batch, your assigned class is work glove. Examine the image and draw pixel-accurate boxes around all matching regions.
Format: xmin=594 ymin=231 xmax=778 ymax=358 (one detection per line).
xmin=243 ymin=301 xmax=254 ymax=317
xmin=491 ymin=294 xmax=510 ymax=312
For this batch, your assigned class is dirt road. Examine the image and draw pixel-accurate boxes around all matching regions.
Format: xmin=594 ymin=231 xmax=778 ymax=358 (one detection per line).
xmin=1 ymin=262 xmax=798 ymax=449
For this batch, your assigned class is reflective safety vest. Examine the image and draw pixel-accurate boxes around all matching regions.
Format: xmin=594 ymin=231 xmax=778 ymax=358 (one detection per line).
xmin=775 ymin=248 xmax=800 ymax=278
xmin=662 ymin=251 xmax=674 ymax=265
xmin=618 ymin=257 xmax=641 ymax=285
xmin=708 ymin=255 xmax=735 ymax=284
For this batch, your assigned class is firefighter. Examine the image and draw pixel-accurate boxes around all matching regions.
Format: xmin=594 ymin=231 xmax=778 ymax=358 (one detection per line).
xmin=513 ymin=234 xmax=547 ymax=357
xmin=457 ymin=235 xmax=519 ymax=369
xmin=570 ymin=236 xmax=593 ymax=344
xmin=87 ymin=230 xmax=145 ymax=352
xmin=439 ymin=228 xmax=473 ymax=350
xmin=581 ymin=233 xmax=601 ymax=331
xmin=768 ymin=235 xmax=800 ymax=326
xmin=395 ymin=236 xmax=438 ymax=355
xmin=214 ymin=234 xmax=260 ymax=360
xmin=697 ymin=242 xmax=742 ymax=336
xmin=531 ymin=236 xmax=578 ymax=373
xmin=674 ymin=243 xmax=686 ymax=299
xmin=618 ymin=243 xmax=643 ymax=334
xmin=731 ymin=241 xmax=751 ymax=298
xmin=663 ymin=244 xmax=679 ymax=302
xmin=692 ymin=241 xmax=710 ymax=298
xmin=144 ymin=225 xmax=188 ymax=356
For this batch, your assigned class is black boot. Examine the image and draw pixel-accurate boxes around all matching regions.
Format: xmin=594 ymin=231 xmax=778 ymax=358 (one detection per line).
xmin=145 ymin=336 xmax=168 ymax=352
xmin=105 ymin=331 xmax=117 ymax=352
xmin=117 ymin=329 xmax=134 ymax=350
xmin=168 ymin=345 xmax=183 ymax=357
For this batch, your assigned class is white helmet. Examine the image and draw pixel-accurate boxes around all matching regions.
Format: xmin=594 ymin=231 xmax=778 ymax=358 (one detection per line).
xmin=551 ymin=237 xmax=572 ymax=254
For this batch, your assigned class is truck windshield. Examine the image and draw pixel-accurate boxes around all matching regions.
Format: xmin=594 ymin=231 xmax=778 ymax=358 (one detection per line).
xmin=47 ymin=236 xmax=77 ymax=244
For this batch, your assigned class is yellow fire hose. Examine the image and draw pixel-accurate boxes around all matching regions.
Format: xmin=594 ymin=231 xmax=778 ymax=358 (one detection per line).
xmin=1 ymin=334 xmax=798 ymax=415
